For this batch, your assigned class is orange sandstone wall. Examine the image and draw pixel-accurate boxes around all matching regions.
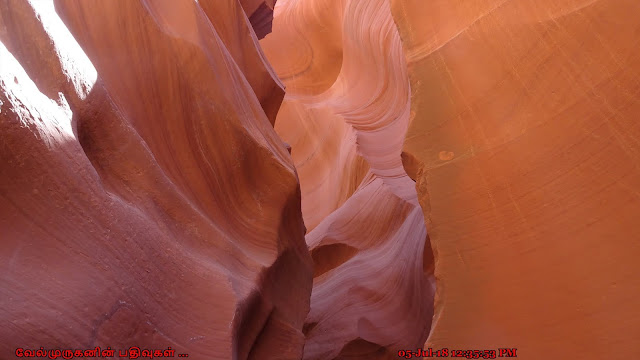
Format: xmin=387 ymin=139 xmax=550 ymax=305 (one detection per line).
xmin=391 ymin=0 xmax=640 ymax=359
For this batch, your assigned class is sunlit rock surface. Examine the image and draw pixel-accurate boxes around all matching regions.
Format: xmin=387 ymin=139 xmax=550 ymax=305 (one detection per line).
xmin=391 ymin=0 xmax=640 ymax=359
xmin=261 ymin=0 xmax=434 ymax=359
xmin=0 ymin=1 xmax=311 ymax=359
xmin=3 ymin=0 xmax=639 ymax=359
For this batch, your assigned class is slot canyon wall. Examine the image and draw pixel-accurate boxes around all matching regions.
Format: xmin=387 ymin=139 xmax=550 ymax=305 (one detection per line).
xmin=1 ymin=0 xmax=639 ymax=360
xmin=259 ymin=0 xmax=434 ymax=358
xmin=390 ymin=0 xmax=640 ymax=359
xmin=0 ymin=0 xmax=311 ymax=359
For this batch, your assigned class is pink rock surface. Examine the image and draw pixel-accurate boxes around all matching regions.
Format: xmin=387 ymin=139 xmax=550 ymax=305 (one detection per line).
xmin=261 ymin=0 xmax=434 ymax=358
xmin=0 ymin=1 xmax=310 ymax=358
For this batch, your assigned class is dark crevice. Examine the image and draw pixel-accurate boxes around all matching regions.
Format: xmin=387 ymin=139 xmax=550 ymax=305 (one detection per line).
xmin=310 ymin=243 xmax=359 ymax=278
xmin=248 ymin=3 xmax=274 ymax=40
xmin=333 ymin=338 xmax=393 ymax=360
xmin=302 ymin=321 xmax=317 ymax=336
xmin=400 ymin=151 xmax=421 ymax=182
xmin=233 ymin=287 xmax=274 ymax=360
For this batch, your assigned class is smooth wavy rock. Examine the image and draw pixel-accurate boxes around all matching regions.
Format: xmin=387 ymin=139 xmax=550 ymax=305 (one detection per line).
xmin=0 ymin=1 xmax=311 ymax=359
xmin=200 ymin=0 xmax=285 ymax=126
xmin=261 ymin=0 xmax=434 ymax=358
xmin=391 ymin=0 xmax=640 ymax=358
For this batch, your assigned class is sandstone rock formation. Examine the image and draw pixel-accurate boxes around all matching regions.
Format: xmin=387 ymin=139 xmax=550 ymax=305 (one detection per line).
xmin=3 ymin=0 xmax=640 ymax=359
xmin=391 ymin=0 xmax=640 ymax=358
xmin=0 ymin=1 xmax=311 ymax=359
xmin=260 ymin=0 xmax=434 ymax=358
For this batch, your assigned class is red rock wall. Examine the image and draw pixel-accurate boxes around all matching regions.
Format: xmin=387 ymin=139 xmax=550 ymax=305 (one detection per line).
xmin=391 ymin=0 xmax=640 ymax=359
xmin=0 ymin=1 xmax=310 ymax=359
xmin=3 ymin=0 xmax=639 ymax=359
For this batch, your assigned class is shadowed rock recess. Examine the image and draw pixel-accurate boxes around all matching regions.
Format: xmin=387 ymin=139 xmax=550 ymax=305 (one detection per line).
xmin=1 ymin=0 xmax=639 ymax=360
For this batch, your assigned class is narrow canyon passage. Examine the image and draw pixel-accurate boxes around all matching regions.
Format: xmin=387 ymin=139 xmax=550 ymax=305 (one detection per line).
xmin=259 ymin=0 xmax=434 ymax=358
xmin=1 ymin=0 xmax=640 ymax=359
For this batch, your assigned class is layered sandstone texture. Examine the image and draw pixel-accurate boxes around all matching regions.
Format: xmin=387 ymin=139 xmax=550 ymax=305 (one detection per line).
xmin=0 ymin=0 xmax=312 ymax=359
xmin=391 ymin=0 xmax=640 ymax=359
xmin=260 ymin=0 xmax=435 ymax=359
xmin=3 ymin=0 xmax=639 ymax=359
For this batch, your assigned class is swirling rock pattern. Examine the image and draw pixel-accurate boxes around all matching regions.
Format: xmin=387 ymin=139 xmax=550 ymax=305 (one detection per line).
xmin=261 ymin=0 xmax=434 ymax=359
xmin=0 ymin=1 xmax=310 ymax=359
xmin=391 ymin=0 xmax=640 ymax=358
xmin=3 ymin=0 xmax=635 ymax=358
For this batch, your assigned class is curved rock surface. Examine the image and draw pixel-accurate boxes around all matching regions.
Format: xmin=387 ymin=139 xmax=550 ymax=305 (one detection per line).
xmin=0 ymin=1 xmax=310 ymax=359
xmin=391 ymin=0 xmax=640 ymax=358
xmin=261 ymin=0 xmax=434 ymax=358
xmin=3 ymin=0 xmax=639 ymax=359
